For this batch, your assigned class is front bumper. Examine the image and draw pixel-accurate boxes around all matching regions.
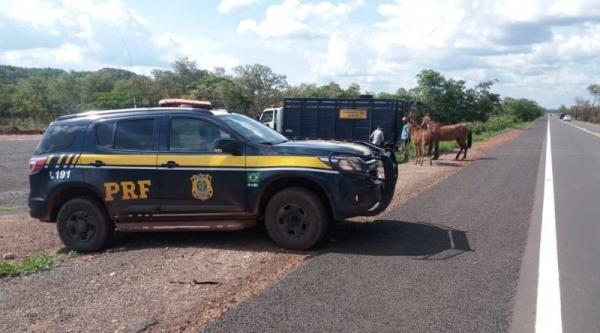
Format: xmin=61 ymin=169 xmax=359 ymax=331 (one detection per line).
xmin=334 ymin=176 xmax=383 ymax=218
xmin=332 ymin=149 xmax=397 ymax=219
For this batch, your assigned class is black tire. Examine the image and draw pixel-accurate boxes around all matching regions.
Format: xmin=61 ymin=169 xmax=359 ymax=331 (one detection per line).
xmin=265 ymin=187 xmax=328 ymax=250
xmin=56 ymin=198 xmax=113 ymax=252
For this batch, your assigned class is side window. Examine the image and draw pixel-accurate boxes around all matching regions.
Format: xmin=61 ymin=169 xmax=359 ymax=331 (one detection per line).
xmin=113 ymin=119 xmax=155 ymax=151
xmin=261 ymin=111 xmax=273 ymax=123
xmin=169 ymin=118 xmax=231 ymax=152
xmin=35 ymin=124 xmax=81 ymax=154
xmin=95 ymin=122 xmax=115 ymax=148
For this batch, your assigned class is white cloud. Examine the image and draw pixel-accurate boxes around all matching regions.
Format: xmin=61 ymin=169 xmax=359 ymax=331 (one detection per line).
xmin=237 ymin=0 xmax=364 ymax=38
xmin=236 ymin=0 xmax=600 ymax=106
xmin=217 ymin=0 xmax=260 ymax=14
xmin=1 ymin=0 xmax=600 ymax=107
xmin=152 ymin=33 xmax=240 ymax=71
xmin=0 ymin=0 xmax=239 ymax=74
xmin=0 ymin=43 xmax=84 ymax=66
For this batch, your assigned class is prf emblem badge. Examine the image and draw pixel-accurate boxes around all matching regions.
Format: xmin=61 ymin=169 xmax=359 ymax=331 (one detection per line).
xmin=191 ymin=174 xmax=213 ymax=201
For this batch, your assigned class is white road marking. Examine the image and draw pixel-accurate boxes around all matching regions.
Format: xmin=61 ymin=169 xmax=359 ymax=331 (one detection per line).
xmin=535 ymin=119 xmax=563 ymax=333
xmin=565 ymin=121 xmax=600 ymax=138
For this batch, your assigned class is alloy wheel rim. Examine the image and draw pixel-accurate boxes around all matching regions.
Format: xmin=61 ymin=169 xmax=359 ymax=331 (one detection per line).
xmin=66 ymin=210 xmax=96 ymax=242
xmin=276 ymin=204 xmax=309 ymax=238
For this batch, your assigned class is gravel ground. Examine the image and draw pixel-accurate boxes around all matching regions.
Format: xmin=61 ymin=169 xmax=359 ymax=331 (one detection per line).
xmin=0 ymin=135 xmax=40 ymax=213
xmin=0 ymin=129 xmax=526 ymax=332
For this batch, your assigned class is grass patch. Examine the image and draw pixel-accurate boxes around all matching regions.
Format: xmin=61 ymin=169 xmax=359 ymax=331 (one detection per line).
xmin=0 ymin=251 xmax=78 ymax=278
xmin=0 ymin=204 xmax=27 ymax=212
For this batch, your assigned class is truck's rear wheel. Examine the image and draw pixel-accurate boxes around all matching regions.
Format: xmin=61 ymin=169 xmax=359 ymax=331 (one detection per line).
xmin=265 ymin=187 xmax=328 ymax=250
xmin=56 ymin=198 xmax=113 ymax=252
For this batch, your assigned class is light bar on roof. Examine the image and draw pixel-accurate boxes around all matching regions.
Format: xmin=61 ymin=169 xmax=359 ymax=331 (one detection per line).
xmin=158 ymin=98 xmax=212 ymax=109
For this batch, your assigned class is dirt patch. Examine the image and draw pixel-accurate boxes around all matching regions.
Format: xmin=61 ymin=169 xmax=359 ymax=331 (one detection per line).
xmin=0 ymin=126 xmax=44 ymax=135
xmin=0 ymin=214 xmax=62 ymax=260
xmin=1 ymin=229 xmax=306 ymax=332
xmin=0 ymin=127 xmax=527 ymax=332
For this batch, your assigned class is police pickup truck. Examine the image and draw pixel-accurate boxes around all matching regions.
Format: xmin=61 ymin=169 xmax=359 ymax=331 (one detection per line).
xmin=28 ymin=106 xmax=397 ymax=251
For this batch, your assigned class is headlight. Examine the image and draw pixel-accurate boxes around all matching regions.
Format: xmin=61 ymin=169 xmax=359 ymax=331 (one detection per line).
xmin=321 ymin=155 xmax=366 ymax=173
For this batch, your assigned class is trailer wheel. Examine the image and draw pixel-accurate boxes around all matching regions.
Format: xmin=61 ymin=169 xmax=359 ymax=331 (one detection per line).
xmin=265 ymin=187 xmax=328 ymax=250
xmin=56 ymin=198 xmax=113 ymax=252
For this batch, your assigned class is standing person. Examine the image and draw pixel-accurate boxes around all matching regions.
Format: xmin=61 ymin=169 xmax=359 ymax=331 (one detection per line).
xmin=370 ymin=125 xmax=384 ymax=148
xmin=400 ymin=117 xmax=410 ymax=161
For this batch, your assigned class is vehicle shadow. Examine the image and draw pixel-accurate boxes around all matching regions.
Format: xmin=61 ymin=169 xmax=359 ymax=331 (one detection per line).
xmin=317 ymin=220 xmax=472 ymax=259
xmin=108 ymin=219 xmax=472 ymax=260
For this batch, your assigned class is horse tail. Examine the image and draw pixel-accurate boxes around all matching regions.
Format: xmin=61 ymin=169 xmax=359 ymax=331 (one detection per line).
xmin=467 ymin=129 xmax=472 ymax=148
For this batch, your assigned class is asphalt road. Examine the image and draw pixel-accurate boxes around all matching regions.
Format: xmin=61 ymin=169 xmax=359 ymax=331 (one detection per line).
xmin=203 ymin=121 xmax=547 ymax=333
xmin=551 ymin=118 xmax=600 ymax=332
xmin=0 ymin=137 xmax=38 ymax=211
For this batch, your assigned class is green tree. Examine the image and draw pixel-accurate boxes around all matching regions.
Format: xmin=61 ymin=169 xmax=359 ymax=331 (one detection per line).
xmin=11 ymin=76 xmax=53 ymax=123
xmin=173 ymin=57 xmax=207 ymax=94
xmin=587 ymin=84 xmax=600 ymax=122
xmin=233 ymin=64 xmax=288 ymax=116
xmin=557 ymin=104 xmax=568 ymax=116
xmin=414 ymin=69 xmax=499 ymax=123
xmin=501 ymin=97 xmax=545 ymax=121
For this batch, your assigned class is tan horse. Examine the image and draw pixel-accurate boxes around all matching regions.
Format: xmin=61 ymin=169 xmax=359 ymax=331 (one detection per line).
xmin=408 ymin=120 xmax=432 ymax=166
xmin=422 ymin=115 xmax=472 ymax=160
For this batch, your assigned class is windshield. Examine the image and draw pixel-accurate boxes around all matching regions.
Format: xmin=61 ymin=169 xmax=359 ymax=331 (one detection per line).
xmin=260 ymin=110 xmax=273 ymax=123
xmin=219 ymin=113 xmax=288 ymax=144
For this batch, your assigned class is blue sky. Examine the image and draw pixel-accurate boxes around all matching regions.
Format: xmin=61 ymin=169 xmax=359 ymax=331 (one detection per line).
xmin=1 ymin=0 xmax=599 ymax=108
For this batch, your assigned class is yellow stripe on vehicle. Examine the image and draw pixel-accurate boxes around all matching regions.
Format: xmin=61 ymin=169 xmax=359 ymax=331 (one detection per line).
xmin=71 ymin=153 xmax=82 ymax=168
xmin=76 ymin=154 xmax=331 ymax=169
xmin=157 ymin=155 xmax=245 ymax=167
xmin=64 ymin=154 xmax=73 ymax=166
xmin=246 ymin=156 xmax=331 ymax=169
xmin=46 ymin=154 xmax=54 ymax=165
xmin=57 ymin=154 xmax=66 ymax=166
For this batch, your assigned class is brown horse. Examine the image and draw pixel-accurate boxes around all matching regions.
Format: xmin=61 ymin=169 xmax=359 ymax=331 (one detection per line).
xmin=408 ymin=120 xmax=432 ymax=166
xmin=422 ymin=115 xmax=472 ymax=160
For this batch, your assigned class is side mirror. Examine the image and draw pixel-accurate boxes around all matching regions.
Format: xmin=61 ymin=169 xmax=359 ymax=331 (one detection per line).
xmin=214 ymin=139 xmax=242 ymax=155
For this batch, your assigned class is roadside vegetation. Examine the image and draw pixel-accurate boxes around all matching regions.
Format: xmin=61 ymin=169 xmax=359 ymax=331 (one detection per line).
xmin=558 ymin=84 xmax=600 ymax=124
xmin=0 ymin=59 xmax=545 ymax=131
xmin=393 ymin=76 xmax=543 ymax=162
xmin=0 ymin=251 xmax=76 ymax=278
xmin=0 ymin=204 xmax=26 ymax=212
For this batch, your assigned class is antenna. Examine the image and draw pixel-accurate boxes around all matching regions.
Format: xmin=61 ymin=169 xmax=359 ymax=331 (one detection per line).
xmin=110 ymin=22 xmax=137 ymax=108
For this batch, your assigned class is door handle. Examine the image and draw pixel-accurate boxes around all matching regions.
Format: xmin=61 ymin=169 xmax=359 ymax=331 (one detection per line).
xmin=161 ymin=161 xmax=179 ymax=168
xmin=90 ymin=160 xmax=105 ymax=167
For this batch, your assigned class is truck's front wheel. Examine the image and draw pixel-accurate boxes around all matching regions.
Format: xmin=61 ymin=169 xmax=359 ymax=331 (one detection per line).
xmin=265 ymin=187 xmax=328 ymax=250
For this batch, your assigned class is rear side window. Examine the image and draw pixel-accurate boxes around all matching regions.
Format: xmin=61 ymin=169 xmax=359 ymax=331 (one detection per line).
xmin=35 ymin=124 xmax=81 ymax=154
xmin=95 ymin=122 xmax=115 ymax=148
xmin=113 ymin=119 xmax=155 ymax=151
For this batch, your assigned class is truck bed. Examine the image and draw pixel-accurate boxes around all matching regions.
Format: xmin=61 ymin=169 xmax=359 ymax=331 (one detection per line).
xmin=282 ymin=98 xmax=412 ymax=145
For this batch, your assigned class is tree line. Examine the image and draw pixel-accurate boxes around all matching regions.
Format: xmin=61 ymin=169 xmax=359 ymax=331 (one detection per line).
xmin=0 ymin=58 xmax=545 ymax=129
xmin=558 ymin=84 xmax=600 ymax=123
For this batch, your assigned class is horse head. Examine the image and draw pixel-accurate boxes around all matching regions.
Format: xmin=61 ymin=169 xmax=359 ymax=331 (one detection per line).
xmin=408 ymin=118 xmax=419 ymax=129
xmin=421 ymin=115 xmax=432 ymax=127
